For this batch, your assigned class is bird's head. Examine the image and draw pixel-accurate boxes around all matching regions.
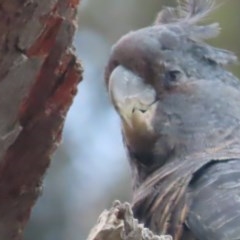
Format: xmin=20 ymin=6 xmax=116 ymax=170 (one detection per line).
xmin=105 ymin=0 xmax=240 ymax=180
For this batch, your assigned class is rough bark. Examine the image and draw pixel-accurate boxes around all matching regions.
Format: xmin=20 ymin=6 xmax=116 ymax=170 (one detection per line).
xmin=0 ymin=0 xmax=82 ymax=239
xmin=87 ymin=201 xmax=172 ymax=240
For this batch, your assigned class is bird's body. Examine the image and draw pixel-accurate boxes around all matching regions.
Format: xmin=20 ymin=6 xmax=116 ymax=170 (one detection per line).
xmin=132 ymin=149 xmax=240 ymax=240
xmin=105 ymin=1 xmax=240 ymax=239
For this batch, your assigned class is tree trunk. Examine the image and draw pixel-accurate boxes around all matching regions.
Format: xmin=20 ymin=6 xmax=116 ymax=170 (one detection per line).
xmin=0 ymin=0 xmax=82 ymax=239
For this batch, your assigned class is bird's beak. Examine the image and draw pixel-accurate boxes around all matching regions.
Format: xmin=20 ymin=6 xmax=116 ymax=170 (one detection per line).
xmin=108 ymin=65 xmax=158 ymax=136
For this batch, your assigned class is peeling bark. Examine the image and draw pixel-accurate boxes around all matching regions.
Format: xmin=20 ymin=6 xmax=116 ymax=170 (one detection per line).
xmin=0 ymin=0 xmax=82 ymax=239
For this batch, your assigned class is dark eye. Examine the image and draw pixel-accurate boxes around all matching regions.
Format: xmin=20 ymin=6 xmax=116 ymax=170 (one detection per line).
xmin=164 ymin=69 xmax=182 ymax=88
xmin=166 ymin=70 xmax=181 ymax=82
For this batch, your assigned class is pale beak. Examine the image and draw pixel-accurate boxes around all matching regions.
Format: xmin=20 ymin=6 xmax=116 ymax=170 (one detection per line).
xmin=108 ymin=65 xmax=158 ymax=137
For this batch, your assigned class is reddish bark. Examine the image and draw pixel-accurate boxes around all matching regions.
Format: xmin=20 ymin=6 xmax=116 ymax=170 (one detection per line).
xmin=0 ymin=0 xmax=82 ymax=239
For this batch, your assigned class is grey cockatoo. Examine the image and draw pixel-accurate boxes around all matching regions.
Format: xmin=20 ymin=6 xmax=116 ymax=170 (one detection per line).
xmin=105 ymin=1 xmax=240 ymax=239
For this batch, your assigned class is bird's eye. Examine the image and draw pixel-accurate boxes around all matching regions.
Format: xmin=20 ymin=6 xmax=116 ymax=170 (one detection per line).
xmin=163 ymin=69 xmax=182 ymax=88
xmin=166 ymin=70 xmax=181 ymax=82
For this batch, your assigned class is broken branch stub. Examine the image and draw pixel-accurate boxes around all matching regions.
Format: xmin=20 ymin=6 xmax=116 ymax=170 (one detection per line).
xmin=87 ymin=201 xmax=172 ymax=240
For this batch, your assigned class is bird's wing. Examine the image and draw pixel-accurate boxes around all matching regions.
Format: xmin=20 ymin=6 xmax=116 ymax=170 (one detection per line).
xmin=186 ymin=159 xmax=240 ymax=240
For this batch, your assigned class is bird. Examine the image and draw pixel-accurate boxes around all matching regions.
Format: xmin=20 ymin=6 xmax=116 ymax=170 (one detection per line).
xmin=105 ymin=0 xmax=240 ymax=239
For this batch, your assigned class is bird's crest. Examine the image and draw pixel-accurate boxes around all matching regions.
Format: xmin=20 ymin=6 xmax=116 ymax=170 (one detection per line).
xmin=155 ymin=0 xmax=219 ymax=40
xmin=154 ymin=0 xmax=237 ymax=65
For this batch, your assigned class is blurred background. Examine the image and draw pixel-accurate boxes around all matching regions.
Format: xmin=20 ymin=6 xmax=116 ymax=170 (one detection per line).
xmin=24 ymin=1 xmax=240 ymax=240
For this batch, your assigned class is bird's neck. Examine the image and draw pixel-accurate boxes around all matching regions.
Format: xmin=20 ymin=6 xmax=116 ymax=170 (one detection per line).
xmin=126 ymin=128 xmax=240 ymax=190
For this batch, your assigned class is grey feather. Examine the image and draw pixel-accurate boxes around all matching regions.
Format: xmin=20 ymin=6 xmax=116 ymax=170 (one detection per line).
xmin=203 ymin=46 xmax=238 ymax=65
xmin=179 ymin=0 xmax=216 ymax=24
xmin=155 ymin=0 xmax=220 ymax=40
xmin=187 ymin=159 xmax=240 ymax=240
xmin=155 ymin=7 xmax=179 ymax=24
xmin=154 ymin=0 xmax=238 ymax=65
